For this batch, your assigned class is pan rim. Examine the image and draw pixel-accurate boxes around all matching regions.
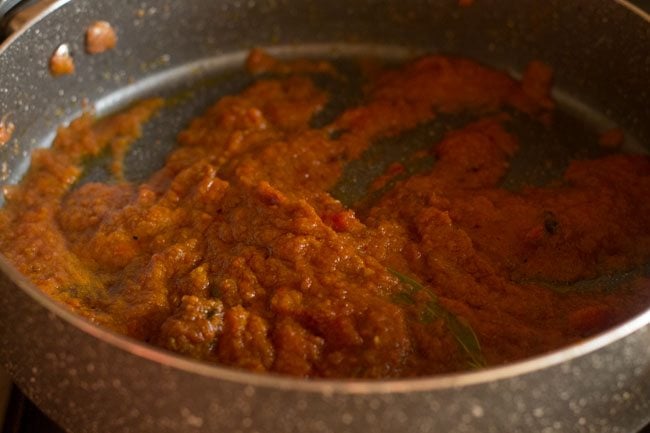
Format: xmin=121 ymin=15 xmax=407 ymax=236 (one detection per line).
xmin=1 ymin=0 xmax=649 ymax=395
xmin=0 ymin=0 xmax=71 ymax=52
xmin=614 ymin=0 xmax=650 ymax=20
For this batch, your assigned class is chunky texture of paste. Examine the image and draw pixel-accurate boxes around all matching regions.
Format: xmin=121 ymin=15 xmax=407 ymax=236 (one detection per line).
xmin=1 ymin=53 xmax=648 ymax=378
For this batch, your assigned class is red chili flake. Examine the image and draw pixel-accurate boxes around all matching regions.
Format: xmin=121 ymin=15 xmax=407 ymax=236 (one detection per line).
xmin=322 ymin=210 xmax=356 ymax=233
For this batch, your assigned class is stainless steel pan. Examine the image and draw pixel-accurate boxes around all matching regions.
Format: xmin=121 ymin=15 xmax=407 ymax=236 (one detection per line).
xmin=0 ymin=1 xmax=649 ymax=432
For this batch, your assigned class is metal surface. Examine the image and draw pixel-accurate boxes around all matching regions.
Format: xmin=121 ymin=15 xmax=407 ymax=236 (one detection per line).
xmin=0 ymin=0 xmax=55 ymax=37
xmin=0 ymin=1 xmax=649 ymax=432
xmin=0 ymin=0 xmax=21 ymax=18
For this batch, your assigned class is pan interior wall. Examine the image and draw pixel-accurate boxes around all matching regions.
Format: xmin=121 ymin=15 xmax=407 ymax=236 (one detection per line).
xmin=0 ymin=0 xmax=648 ymax=197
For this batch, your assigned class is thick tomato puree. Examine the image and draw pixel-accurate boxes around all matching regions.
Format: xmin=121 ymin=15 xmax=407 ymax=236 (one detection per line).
xmin=1 ymin=52 xmax=649 ymax=378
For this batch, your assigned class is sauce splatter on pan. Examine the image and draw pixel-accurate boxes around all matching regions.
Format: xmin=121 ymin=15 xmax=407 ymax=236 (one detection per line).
xmin=85 ymin=21 xmax=117 ymax=54
xmin=49 ymin=43 xmax=75 ymax=76
xmin=0 ymin=115 xmax=15 ymax=146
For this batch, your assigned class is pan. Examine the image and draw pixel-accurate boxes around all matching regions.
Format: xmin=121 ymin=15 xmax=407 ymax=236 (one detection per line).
xmin=0 ymin=0 xmax=649 ymax=432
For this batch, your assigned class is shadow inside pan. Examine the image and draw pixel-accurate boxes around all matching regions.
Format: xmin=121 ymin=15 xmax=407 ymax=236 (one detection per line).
xmin=73 ymin=44 xmax=646 ymax=204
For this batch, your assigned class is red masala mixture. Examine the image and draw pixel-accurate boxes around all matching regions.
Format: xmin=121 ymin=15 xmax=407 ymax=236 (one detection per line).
xmin=1 ymin=51 xmax=649 ymax=378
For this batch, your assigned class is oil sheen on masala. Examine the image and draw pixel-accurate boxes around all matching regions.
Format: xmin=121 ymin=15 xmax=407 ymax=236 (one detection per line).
xmin=1 ymin=51 xmax=649 ymax=378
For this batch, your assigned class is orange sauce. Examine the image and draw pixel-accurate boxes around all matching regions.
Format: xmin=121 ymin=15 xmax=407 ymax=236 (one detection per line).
xmin=1 ymin=53 xmax=648 ymax=378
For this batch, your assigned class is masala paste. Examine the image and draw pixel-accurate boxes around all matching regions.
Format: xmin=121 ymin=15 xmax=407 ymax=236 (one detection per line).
xmin=1 ymin=52 xmax=649 ymax=378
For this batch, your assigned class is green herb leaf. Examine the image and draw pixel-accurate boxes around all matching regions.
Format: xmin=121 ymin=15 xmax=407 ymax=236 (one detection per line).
xmin=389 ymin=268 xmax=487 ymax=369
xmin=390 ymin=269 xmax=426 ymax=296
xmin=519 ymin=263 xmax=650 ymax=294
xmin=391 ymin=291 xmax=417 ymax=306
